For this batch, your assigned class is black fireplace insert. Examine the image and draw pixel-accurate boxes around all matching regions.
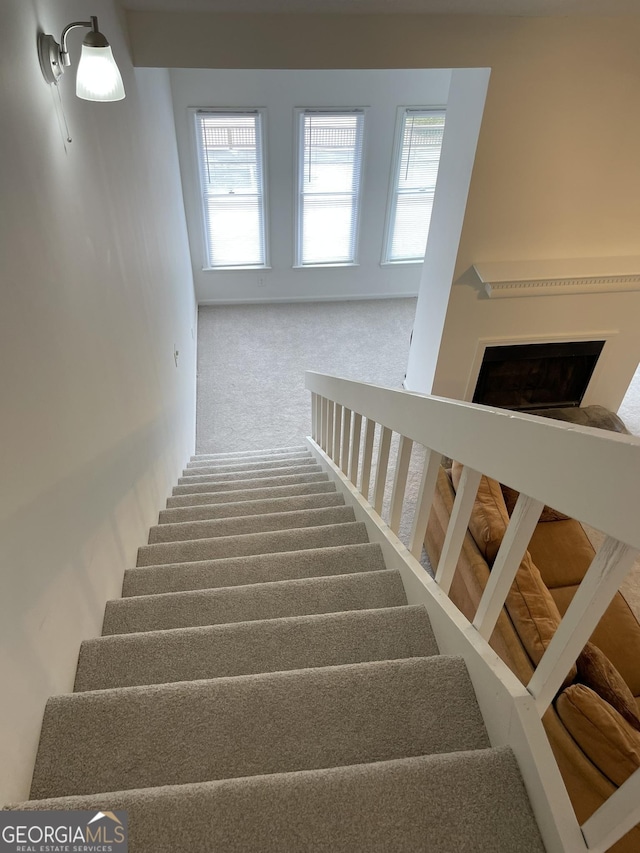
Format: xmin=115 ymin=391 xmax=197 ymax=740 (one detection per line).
xmin=472 ymin=340 xmax=605 ymax=411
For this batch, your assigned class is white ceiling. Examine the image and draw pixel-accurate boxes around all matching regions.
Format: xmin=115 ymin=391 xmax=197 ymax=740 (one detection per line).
xmin=122 ymin=0 xmax=640 ymax=15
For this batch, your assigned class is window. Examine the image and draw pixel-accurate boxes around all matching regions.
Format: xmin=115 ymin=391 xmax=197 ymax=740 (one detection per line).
xmin=194 ymin=109 xmax=267 ymax=269
xmin=383 ymin=109 xmax=446 ymax=264
xmin=295 ymin=109 xmax=365 ymax=267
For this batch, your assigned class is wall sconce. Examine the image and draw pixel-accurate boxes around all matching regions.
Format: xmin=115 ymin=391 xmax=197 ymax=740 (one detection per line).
xmin=38 ymin=16 xmax=125 ymax=102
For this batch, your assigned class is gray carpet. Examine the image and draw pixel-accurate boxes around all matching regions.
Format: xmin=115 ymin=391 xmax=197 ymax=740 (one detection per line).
xmin=31 ymin=655 xmax=489 ymax=799
xmin=122 ymin=542 xmax=387 ymax=596
xmin=196 ymin=299 xmax=416 ymax=454
xmin=74 ymin=606 xmax=438 ymax=692
xmin=20 ymin=749 xmax=545 ymax=853
xmin=12 ymin=447 xmax=545 ymax=852
xmin=195 ymin=300 xmax=433 ymax=557
xmin=102 ymin=570 xmax=407 ymax=634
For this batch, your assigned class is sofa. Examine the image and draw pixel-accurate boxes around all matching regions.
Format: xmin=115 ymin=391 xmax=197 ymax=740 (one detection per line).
xmin=425 ymin=461 xmax=640 ymax=853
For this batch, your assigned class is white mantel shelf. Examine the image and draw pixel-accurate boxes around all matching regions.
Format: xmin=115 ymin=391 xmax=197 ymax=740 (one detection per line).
xmin=473 ymin=257 xmax=640 ymax=298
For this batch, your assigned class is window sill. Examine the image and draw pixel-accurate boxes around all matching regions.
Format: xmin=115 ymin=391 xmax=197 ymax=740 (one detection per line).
xmin=292 ymin=263 xmax=360 ymax=270
xmin=380 ymin=260 xmax=424 ymax=267
xmin=202 ymin=266 xmax=272 ymax=272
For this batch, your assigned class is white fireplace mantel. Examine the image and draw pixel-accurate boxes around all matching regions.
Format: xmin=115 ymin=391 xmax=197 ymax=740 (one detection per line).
xmin=473 ymin=257 xmax=640 ymax=298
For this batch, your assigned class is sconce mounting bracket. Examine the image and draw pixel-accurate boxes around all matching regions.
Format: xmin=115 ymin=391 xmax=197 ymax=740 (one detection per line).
xmin=38 ymin=33 xmax=64 ymax=85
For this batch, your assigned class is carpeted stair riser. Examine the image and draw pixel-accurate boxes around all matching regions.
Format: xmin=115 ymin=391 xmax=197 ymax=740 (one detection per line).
xmin=20 ymin=749 xmax=545 ymax=853
xmin=182 ymin=453 xmax=318 ymax=477
xmin=172 ymin=471 xmax=329 ymax=496
xmin=166 ymin=480 xmax=335 ymax=509
xmin=136 ymin=521 xmax=369 ymax=567
xmin=148 ymin=505 xmax=355 ymax=544
xmin=103 ymin=570 xmax=406 ymax=634
xmin=30 ymin=656 xmax=489 ymax=800
xmin=158 ymin=491 xmax=344 ymax=525
xmin=122 ymin=542 xmax=387 ymax=597
xmin=187 ymin=450 xmax=313 ymax=470
xmin=191 ymin=445 xmax=308 ymax=462
xmin=75 ymin=605 xmax=438 ymax=691
xmin=177 ymin=464 xmax=322 ymax=487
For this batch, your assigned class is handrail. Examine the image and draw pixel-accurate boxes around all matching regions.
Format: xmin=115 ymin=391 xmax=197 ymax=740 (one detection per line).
xmin=305 ymin=370 xmax=640 ymax=853
xmin=305 ymin=371 xmax=640 ymax=550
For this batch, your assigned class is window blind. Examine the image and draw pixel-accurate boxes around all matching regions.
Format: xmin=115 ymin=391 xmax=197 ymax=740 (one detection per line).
xmin=384 ymin=109 xmax=445 ymax=263
xmin=297 ymin=110 xmax=365 ymax=266
xmin=195 ymin=110 xmax=267 ymax=269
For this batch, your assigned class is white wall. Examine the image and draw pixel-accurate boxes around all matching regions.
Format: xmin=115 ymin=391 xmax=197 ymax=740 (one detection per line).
xmin=405 ymin=68 xmax=489 ymax=393
xmin=430 ymin=283 xmax=640 ymax=411
xmin=169 ymin=69 xmax=451 ymax=304
xmin=0 ymin=0 xmax=196 ymax=804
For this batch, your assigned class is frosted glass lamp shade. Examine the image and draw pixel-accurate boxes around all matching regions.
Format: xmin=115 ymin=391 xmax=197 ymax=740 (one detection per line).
xmin=76 ymin=44 xmax=125 ymax=102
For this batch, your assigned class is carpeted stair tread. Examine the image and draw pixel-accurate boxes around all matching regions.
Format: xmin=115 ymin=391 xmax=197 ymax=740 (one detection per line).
xmin=185 ymin=456 xmax=312 ymax=473
xmin=103 ymin=570 xmax=406 ymax=634
xmin=184 ymin=456 xmax=315 ymax=476
xmin=177 ymin=463 xmax=322 ymax=487
xmin=158 ymin=491 xmax=344 ymax=524
xmin=192 ymin=445 xmax=309 ymax=461
xmin=148 ymin=505 xmax=355 ymax=544
xmin=166 ymin=480 xmax=335 ymax=509
xmin=29 ymin=656 xmax=489 ymax=799
xmin=186 ymin=450 xmax=311 ymax=469
xmin=172 ymin=470 xmax=329 ymax=496
xmin=19 ymin=748 xmax=545 ymax=852
xmin=136 ymin=521 xmax=369 ymax=567
xmin=75 ymin=605 xmax=438 ymax=691
xmin=123 ymin=542 xmax=386 ymax=596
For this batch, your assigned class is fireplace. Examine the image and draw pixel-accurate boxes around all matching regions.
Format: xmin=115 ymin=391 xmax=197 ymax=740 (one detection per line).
xmin=472 ymin=340 xmax=605 ymax=411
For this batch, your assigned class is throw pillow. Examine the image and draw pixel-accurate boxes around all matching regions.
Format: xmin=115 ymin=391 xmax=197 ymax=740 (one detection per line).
xmin=576 ymin=642 xmax=640 ymax=731
xmin=451 ymin=461 xmax=509 ymax=564
xmin=500 ymin=483 xmax=569 ymax=523
xmin=556 ymin=684 xmax=640 ymax=787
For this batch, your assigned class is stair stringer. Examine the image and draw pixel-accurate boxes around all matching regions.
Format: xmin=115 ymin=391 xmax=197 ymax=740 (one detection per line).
xmin=306 ymin=436 xmax=589 ymax=853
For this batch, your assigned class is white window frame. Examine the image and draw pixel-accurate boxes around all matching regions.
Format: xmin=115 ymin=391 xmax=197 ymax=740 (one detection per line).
xmin=294 ymin=107 xmax=366 ymax=269
xmin=382 ymin=106 xmax=446 ymax=266
xmin=192 ymin=107 xmax=269 ymax=271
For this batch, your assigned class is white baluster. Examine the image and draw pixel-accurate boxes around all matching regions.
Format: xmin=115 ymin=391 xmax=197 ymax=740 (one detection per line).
xmin=361 ymin=418 xmax=376 ymax=501
xmin=341 ymin=408 xmax=352 ymax=475
xmin=373 ymin=426 xmax=392 ymax=515
xmin=311 ymin=393 xmax=318 ymax=441
xmin=435 ymin=465 xmax=482 ymax=595
xmin=473 ymin=494 xmax=544 ymax=640
xmin=349 ymin=412 xmax=362 ymax=486
xmin=581 ymin=766 xmax=640 ymax=852
xmin=320 ymin=397 xmax=328 ymax=451
xmin=408 ymin=448 xmax=442 ymax=559
xmin=390 ymin=435 xmax=413 ymax=534
xmin=333 ymin=404 xmax=342 ymax=463
xmin=528 ymin=537 xmax=638 ymax=715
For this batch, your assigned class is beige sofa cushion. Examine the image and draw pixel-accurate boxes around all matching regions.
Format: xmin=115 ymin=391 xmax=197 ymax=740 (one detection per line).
xmin=450 ymin=461 xmax=576 ymax=681
xmin=528 ymin=520 xmax=596 ymax=588
xmin=451 ymin=462 xmax=508 ymax=564
xmin=556 ymin=684 xmax=640 ymax=787
xmin=551 ymin=585 xmax=640 ymax=698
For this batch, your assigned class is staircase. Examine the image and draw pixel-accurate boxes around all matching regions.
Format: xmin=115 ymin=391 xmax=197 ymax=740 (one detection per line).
xmin=16 ymin=446 xmax=546 ymax=852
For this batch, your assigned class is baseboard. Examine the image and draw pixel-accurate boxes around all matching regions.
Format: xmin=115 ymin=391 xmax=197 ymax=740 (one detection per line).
xmin=197 ymin=292 xmax=419 ymax=306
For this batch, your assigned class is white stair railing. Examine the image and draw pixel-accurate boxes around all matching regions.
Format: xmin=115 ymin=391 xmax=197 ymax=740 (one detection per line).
xmin=306 ymin=371 xmax=640 ymax=853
